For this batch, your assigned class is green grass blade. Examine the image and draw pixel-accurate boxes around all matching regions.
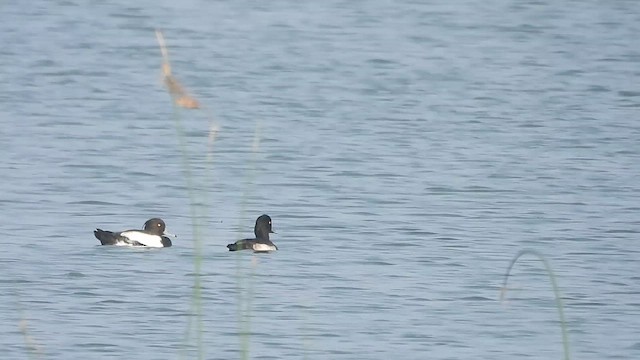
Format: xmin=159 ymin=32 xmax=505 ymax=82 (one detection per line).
xmin=500 ymin=249 xmax=571 ymax=360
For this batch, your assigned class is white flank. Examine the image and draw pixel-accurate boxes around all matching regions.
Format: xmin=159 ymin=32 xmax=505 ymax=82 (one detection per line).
xmin=120 ymin=231 xmax=165 ymax=248
xmin=252 ymin=243 xmax=277 ymax=252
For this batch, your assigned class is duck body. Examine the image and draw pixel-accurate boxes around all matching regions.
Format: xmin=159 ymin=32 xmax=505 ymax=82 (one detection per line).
xmin=227 ymin=238 xmax=277 ymax=252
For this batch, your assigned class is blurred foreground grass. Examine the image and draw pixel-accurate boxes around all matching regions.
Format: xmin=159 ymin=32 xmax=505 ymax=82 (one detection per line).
xmin=500 ymin=249 xmax=571 ymax=360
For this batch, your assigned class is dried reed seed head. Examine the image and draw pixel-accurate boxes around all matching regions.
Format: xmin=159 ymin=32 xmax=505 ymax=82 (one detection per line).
xmin=162 ymin=63 xmax=172 ymax=76
xmin=176 ymin=96 xmax=200 ymax=109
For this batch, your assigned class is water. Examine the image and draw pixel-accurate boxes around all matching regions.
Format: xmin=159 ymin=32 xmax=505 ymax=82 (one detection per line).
xmin=1 ymin=0 xmax=639 ymax=359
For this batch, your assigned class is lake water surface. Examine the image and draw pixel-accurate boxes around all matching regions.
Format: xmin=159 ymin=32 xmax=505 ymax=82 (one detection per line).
xmin=1 ymin=1 xmax=639 ymax=359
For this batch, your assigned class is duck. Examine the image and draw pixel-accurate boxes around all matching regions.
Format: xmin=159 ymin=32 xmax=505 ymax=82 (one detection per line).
xmin=94 ymin=218 xmax=175 ymax=247
xmin=227 ymin=214 xmax=277 ymax=252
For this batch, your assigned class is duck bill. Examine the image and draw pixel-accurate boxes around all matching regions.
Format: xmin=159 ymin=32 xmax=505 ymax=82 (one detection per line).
xmin=163 ymin=230 xmax=177 ymax=238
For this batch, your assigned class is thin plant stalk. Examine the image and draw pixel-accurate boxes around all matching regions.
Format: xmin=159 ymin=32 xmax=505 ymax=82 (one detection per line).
xmin=12 ymin=290 xmax=44 ymax=360
xmin=500 ymin=249 xmax=571 ymax=360
xmin=155 ymin=29 xmax=212 ymax=360
xmin=19 ymin=314 xmax=43 ymax=359
xmin=170 ymin=104 xmax=205 ymax=360
xmin=235 ymin=118 xmax=262 ymax=360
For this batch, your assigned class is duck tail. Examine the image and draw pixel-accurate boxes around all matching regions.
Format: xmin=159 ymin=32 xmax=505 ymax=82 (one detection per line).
xmin=226 ymin=243 xmax=238 ymax=251
xmin=94 ymin=229 xmax=118 ymax=245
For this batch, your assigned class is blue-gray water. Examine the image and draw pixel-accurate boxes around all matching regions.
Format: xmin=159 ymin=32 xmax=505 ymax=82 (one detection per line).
xmin=1 ymin=0 xmax=639 ymax=359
